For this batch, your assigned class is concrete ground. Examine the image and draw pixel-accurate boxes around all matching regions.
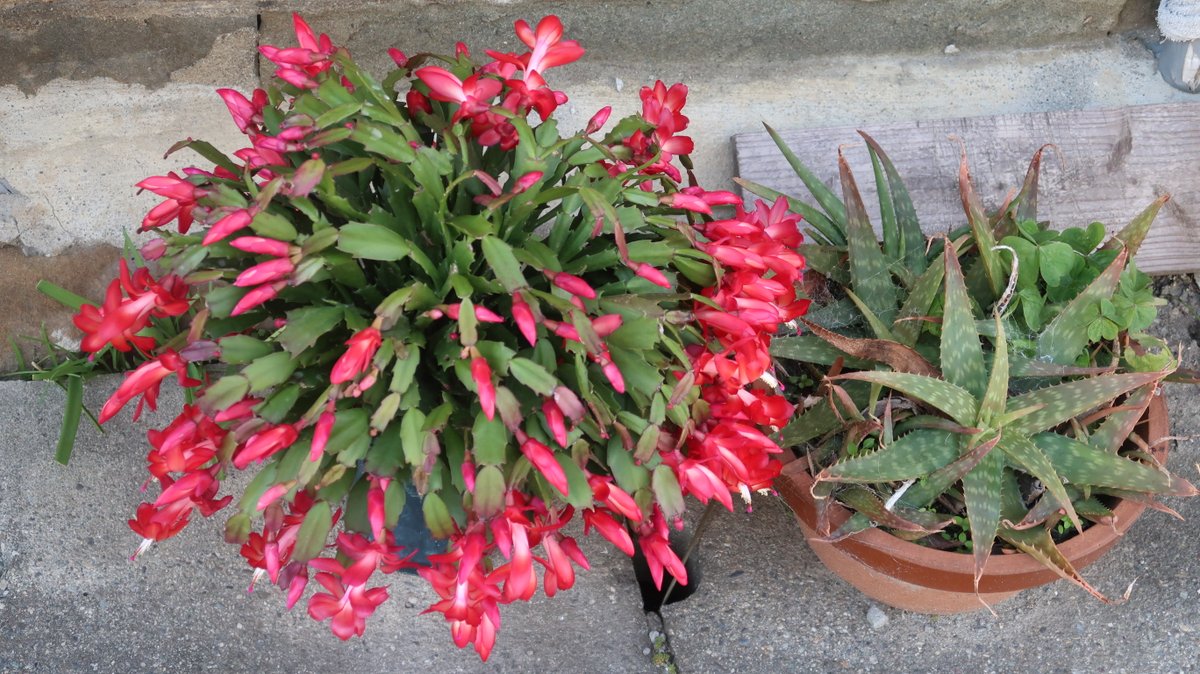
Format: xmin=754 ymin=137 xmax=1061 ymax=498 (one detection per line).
xmin=4 ymin=1 xmax=1200 ymax=671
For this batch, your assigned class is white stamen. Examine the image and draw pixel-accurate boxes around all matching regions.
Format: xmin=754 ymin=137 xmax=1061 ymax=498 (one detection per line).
xmin=759 ymin=371 xmax=779 ymax=388
xmin=738 ymin=483 xmax=753 ymax=505
xmin=884 ymin=479 xmax=916 ymax=511
xmin=248 ymin=568 xmax=267 ymax=593
xmin=132 ymin=538 xmax=155 ymax=561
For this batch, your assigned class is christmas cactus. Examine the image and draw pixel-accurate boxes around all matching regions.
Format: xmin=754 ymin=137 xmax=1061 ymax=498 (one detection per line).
xmin=43 ymin=15 xmax=807 ymax=658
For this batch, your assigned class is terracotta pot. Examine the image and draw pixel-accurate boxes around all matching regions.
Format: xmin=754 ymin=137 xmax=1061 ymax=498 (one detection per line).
xmin=776 ymin=393 xmax=1170 ymax=614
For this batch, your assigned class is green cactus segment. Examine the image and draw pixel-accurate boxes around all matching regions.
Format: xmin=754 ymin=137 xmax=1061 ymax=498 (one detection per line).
xmin=839 ymin=150 xmax=899 ymax=324
xmin=798 ymin=319 xmax=938 ymax=377
xmin=997 ymin=434 xmax=1081 ymax=532
xmin=957 ymin=151 xmax=1004 ymax=299
xmin=1088 ymin=383 xmax=1155 ymax=454
xmin=1036 ymin=249 xmax=1127 ymax=365
xmin=734 ymin=177 xmax=843 ymax=247
xmin=1014 ymin=145 xmax=1049 ymax=226
xmin=941 ymin=243 xmax=988 ymax=398
xmin=869 ymin=148 xmax=900 ymax=262
xmin=769 ymin=334 xmax=871 ymax=369
xmin=1101 ymin=194 xmax=1168 ymax=258
xmin=900 ymin=432 xmax=1000 ymax=509
xmin=998 ymin=525 xmax=1114 ymax=603
xmin=763 ymin=124 xmax=847 ymax=235
xmin=978 ymin=315 xmax=1008 ymax=425
xmin=963 ymin=449 xmax=1004 ymax=583
xmin=845 ymin=289 xmax=897 ymax=342
xmin=837 ymin=486 xmax=952 ymax=533
xmin=1005 ymin=370 xmax=1167 ymax=436
xmin=834 ymin=371 xmax=978 ymax=427
xmin=816 ymin=429 xmax=960 ymax=483
xmin=1032 ymin=433 xmax=1176 ymax=493
xmin=892 ymin=252 xmax=944 ymax=347
xmin=859 ymin=131 xmax=926 ymax=276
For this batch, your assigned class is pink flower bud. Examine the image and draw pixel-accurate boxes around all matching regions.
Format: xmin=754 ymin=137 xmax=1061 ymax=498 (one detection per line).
xmin=330 ymin=328 xmax=382 ymax=384
xmin=310 ymin=410 xmax=335 ymax=461
xmin=471 ymin=356 xmax=495 ymax=420
xmin=387 ymin=47 xmax=408 ymax=67
xmin=512 ymin=171 xmax=543 ymax=193
xmin=230 ymin=236 xmax=291 ymax=257
xmin=257 ymin=483 xmax=292 ymax=511
xmin=591 ymin=314 xmax=623 ymax=337
xmin=140 ymin=238 xmax=167 ymax=261
xmin=234 ymin=257 xmax=295 ymax=287
xmin=544 ymin=270 xmax=596 ymax=299
xmin=542 ymin=398 xmax=568 ymax=447
xmin=634 ymin=262 xmax=671 ymax=288
xmin=203 ymin=209 xmax=254 ymax=246
xmin=231 ymin=282 xmax=284 ymax=316
xmin=586 ymin=106 xmax=612 ymax=134
xmin=511 ymin=294 xmax=538 ymax=346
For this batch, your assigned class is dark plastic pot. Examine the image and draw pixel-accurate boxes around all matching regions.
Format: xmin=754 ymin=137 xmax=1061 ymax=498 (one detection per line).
xmin=776 ymin=393 xmax=1170 ymax=614
xmin=392 ymin=482 xmax=444 ymax=572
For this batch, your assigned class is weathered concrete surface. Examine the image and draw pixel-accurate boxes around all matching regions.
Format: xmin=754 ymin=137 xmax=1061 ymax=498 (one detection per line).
xmin=0 ymin=377 xmax=654 ymax=672
xmin=661 ymin=277 xmax=1200 ymax=673
xmin=0 ymin=244 xmax=120 ymax=367
xmin=0 ymin=2 xmax=257 ymax=93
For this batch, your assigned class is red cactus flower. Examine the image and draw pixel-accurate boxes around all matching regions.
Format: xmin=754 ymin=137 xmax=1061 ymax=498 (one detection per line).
xmin=330 ymin=328 xmax=382 ymax=384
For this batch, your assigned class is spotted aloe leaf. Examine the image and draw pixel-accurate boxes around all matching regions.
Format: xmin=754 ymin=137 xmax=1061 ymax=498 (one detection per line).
xmin=763 ymin=124 xmax=847 ymax=235
xmin=815 ymin=512 xmax=874 ymax=543
xmin=859 ymin=131 xmax=926 ymax=276
xmin=958 ymin=148 xmax=1004 ymax=299
xmin=840 ymin=149 xmax=899 ymax=324
xmin=963 ymin=449 xmax=1004 ymax=586
xmin=891 ymin=251 xmax=944 ymax=347
xmin=837 ymin=486 xmax=952 ymax=533
xmin=1014 ymin=144 xmax=1052 ymax=226
xmin=769 ymin=334 xmax=871 ymax=369
xmin=941 ymin=241 xmax=988 ymax=398
xmin=1036 ymin=249 xmax=1127 ymax=365
xmin=779 ymin=399 xmax=844 ymax=447
xmin=844 ymin=289 xmax=897 ymax=342
xmin=998 ymin=434 xmax=1081 ymax=533
xmin=899 ymin=432 xmax=1000 ymax=509
xmin=799 ymin=319 xmax=938 ymax=377
xmin=978 ymin=315 xmax=1008 ymax=426
xmin=1009 ymin=359 xmax=1116 ymax=378
xmin=815 ymin=429 xmax=959 ymax=484
xmin=1004 ymin=369 xmax=1168 ymax=437
xmin=998 ymin=524 xmax=1119 ymax=604
xmin=1032 ymin=433 xmax=1196 ymax=495
xmin=833 ymin=371 xmax=977 ymax=427
xmin=868 ymin=146 xmax=899 ymax=262
xmin=1086 ymin=383 xmax=1156 ymax=454
xmin=1100 ymin=194 xmax=1168 ymax=258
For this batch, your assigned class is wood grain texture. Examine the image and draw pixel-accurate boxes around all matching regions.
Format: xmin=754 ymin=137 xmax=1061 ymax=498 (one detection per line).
xmin=734 ymin=103 xmax=1200 ymax=275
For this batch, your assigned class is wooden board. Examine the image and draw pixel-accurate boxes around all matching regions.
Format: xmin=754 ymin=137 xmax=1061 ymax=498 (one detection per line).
xmin=734 ymin=103 xmax=1200 ymax=275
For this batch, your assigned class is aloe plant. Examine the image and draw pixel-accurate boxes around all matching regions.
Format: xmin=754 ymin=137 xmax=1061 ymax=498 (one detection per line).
xmin=749 ymin=130 xmax=1197 ymax=602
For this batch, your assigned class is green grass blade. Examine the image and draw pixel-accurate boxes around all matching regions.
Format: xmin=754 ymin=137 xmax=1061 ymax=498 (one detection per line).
xmin=763 ymin=123 xmax=847 ymax=229
xmin=734 ymin=177 xmax=844 ymax=246
xmin=892 ymin=252 xmax=944 ymax=347
xmin=962 ymin=449 xmax=1004 ymax=587
xmin=36 ymin=280 xmax=90 ymax=311
xmin=816 ymin=429 xmax=959 ymax=483
xmin=1100 ymin=195 xmax=1167 ymax=258
xmin=834 ymin=371 xmax=978 ymax=426
xmin=1006 ymin=369 xmax=1166 ymax=436
xmin=957 ymin=148 xmax=1003 ymax=298
xmin=55 ymin=376 xmax=84 ymax=465
xmin=868 ymin=149 xmax=899 ymax=261
xmin=997 ymin=434 xmax=1080 ymax=532
xmin=1036 ymin=249 xmax=1126 ymax=365
xmin=840 ymin=150 xmax=899 ymax=324
xmin=859 ymin=132 xmax=925 ymax=275
xmin=941 ymin=242 xmax=987 ymax=398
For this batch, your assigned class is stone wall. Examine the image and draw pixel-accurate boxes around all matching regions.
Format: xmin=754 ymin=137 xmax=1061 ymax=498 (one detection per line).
xmin=0 ymin=0 xmax=1167 ymax=368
